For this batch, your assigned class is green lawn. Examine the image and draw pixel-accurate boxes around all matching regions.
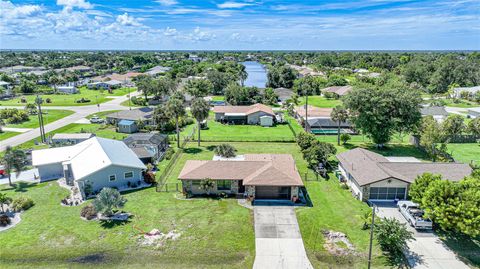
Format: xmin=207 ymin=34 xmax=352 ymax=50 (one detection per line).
xmin=5 ymin=110 xmax=74 ymax=129
xmin=0 ymin=182 xmax=254 ymax=268
xmin=0 ymin=131 xmax=20 ymax=141
xmin=299 ymin=95 xmax=343 ymax=108
xmin=50 ymin=123 xmax=127 ymax=140
xmin=447 ymin=143 xmax=480 ymax=164
xmin=0 ymin=87 xmax=135 ymax=107
xmin=425 ymin=98 xmax=479 ymax=108
xmin=211 ymin=96 xmax=225 ymax=101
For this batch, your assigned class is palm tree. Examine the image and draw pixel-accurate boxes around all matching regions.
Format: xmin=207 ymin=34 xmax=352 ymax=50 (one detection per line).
xmin=2 ymin=146 xmax=26 ymax=186
xmin=191 ymin=98 xmax=210 ymax=146
xmin=167 ymin=96 xmax=186 ymax=148
xmin=0 ymin=118 xmax=5 ymax=133
xmin=331 ymin=105 xmax=349 ymax=146
xmin=214 ymin=144 xmax=236 ymax=158
xmin=238 ymin=65 xmax=248 ymax=86
xmin=92 ymin=188 xmax=126 ymax=217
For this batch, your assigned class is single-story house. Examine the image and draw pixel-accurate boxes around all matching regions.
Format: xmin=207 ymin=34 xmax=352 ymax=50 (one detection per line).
xmin=0 ymin=81 xmax=13 ymax=98
xmin=106 ymin=107 xmax=154 ymax=126
xmin=468 ymin=107 xmax=480 ymax=118
xmin=294 ymin=105 xmax=351 ymax=134
xmin=179 ymin=154 xmax=304 ymax=200
xmin=213 ymin=103 xmax=275 ymax=125
xmin=51 ymin=133 xmax=95 ymax=145
xmin=57 ymin=85 xmax=79 ymax=94
xmin=453 ymin=86 xmax=480 ymax=98
xmin=118 ymin=120 xmax=138 ymax=133
xmin=146 ymin=66 xmax=171 ymax=76
xmin=420 ymin=106 xmax=449 ymax=122
xmin=259 ymin=87 xmax=294 ymax=103
xmin=32 ymin=137 xmax=146 ymax=199
xmin=336 ymin=148 xmax=472 ymax=201
xmin=322 ymin=86 xmax=353 ymax=97
xmin=123 ymin=133 xmax=168 ymax=164
xmin=88 ymin=80 xmax=123 ymax=89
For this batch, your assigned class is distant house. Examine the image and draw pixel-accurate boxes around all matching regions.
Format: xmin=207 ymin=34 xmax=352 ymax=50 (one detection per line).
xmin=453 ymin=86 xmax=480 ymax=98
xmin=146 ymin=66 xmax=171 ymax=76
xmin=57 ymin=85 xmax=79 ymax=94
xmin=420 ymin=106 xmax=449 ymax=122
xmin=336 ymin=148 xmax=472 ymax=201
xmin=179 ymin=154 xmax=304 ymax=200
xmin=188 ymin=54 xmax=204 ymax=62
xmin=88 ymin=80 xmax=123 ymax=90
xmin=0 ymin=81 xmax=13 ymax=98
xmin=294 ymin=105 xmax=351 ymax=134
xmin=259 ymin=87 xmax=294 ymax=103
xmin=32 ymin=137 xmax=146 ymax=199
xmin=468 ymin=107 xmax=480 ymax=118
xmin=322 ymin=86 xmax=353 ymax=97
xmin=51 ymin=133 xmax=95 ymax=145
xmin=106 ymin=107 xmax=154 ymax=125
xmin=118 ymin=120 xmax=138 ymax=134
xmin=123 ymin=133 xmax=169 ymax=164
xmin=213 ymin=103 xmax=274 ymax=125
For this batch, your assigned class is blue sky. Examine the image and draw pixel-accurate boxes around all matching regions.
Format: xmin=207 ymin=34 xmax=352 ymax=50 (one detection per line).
xmin=1 ymin=0 xmax=479 ymax=50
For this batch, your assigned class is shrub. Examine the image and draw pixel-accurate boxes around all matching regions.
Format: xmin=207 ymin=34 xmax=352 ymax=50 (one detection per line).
xmin=165 ymin=147 xmax=175 ymax=160
xmin=11 ymin=196 xmax=34 ymax=211
xmin=214 ymin=144 xmax=237 ymax=158
xmin=144 ymin=171 xmax=156 ymax=184
xmin=0 ymin=108 xmax=29 ymax=124
xmin=0 ymin=214 xmax=10 ymax=226
xmin=375 ymin=217 xmax=414 ymax=263
xmin=92 ymin=188 xmax=126 ymax=217
xmin=340 ymin=133 xmax=351 ymax=145
xmin=45 ymin=98 xmax=52 ymax=103
xmin=80 ymin=204 xmax=97 ymax=220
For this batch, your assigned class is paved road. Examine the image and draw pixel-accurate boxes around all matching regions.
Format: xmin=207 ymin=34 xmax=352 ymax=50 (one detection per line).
xmin=253 ymin=206 xmax=313 ymax=269
xmin=375 ymin=204 xmax=469 ymax=269
xmin=0 ymin=91 xmax=141 ymax=152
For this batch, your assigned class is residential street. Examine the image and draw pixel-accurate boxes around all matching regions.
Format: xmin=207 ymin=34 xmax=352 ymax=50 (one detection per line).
xmin=0 ymin=91 xmax=140 ymax=152
xmin=253 ymin=206 xmax=313 ymax=269
xmin=375 ymin=203 xmax=469 ymax=269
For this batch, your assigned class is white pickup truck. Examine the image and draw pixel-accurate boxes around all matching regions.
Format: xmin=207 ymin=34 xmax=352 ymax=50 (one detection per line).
xmin=398 ymin=201 xmax=433 ymax=230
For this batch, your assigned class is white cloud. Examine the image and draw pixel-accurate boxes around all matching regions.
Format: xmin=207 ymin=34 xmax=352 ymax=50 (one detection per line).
xmin=155 ymin=0 xmax=178 ymax=6
xmin=116 ymin=13 xmax=141 ymax=26
xmin=164 ymin=27 xmax=177 ymax=36
xmin=218 ymin=1 xmax=254 ymax=9
xmin=0 ymin=1 xmax=42 ymax=19
xmin=188 ymin=27 xmax=216 ymax=41
xmin=56 ymin=0 xmax=93 ymax=9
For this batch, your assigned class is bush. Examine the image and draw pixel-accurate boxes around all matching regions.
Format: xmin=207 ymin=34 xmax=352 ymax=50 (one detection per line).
xmin=0 ymin=108 xmax=29 ymax=124
xmin=165 ymin=147 xmax=175 ymax=160
xmin=144 ymin=171 xmax=156 ymax=184
xmin=45 ymin=98 xmax=52 ymax=103
xmin=0 ymin=214 xmax=10 ymax=226
xmin=75 ymin=98 xmax=91 ymax=103
xmin=340 ymin=133 xmax=351 ymax=145
xmin=375 ymin=217 xmax=414 ymax=263
xmin=214 ymin=144 xmax=237 ymax=158
xmin=11 ymin=196 xmax=34 ymax=211
xmin=80 ymin=204 xmax=97 ymax=220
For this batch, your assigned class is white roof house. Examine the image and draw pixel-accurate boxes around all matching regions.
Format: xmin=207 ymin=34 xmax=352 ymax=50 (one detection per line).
xmin=33 ymin=137 xmax=146 ymax=198
xmin=453 ymin=86 xmax=480 ymax=98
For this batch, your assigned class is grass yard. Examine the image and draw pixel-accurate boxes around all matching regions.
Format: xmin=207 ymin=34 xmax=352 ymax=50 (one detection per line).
xmin=299 ymin=95 xmax=343 ymax=108
xmin=0 ymin=182 xmax=254 ymax=269
xmin=425 ymin=98 xmax=479 ymax=108
xmin=0 ymin=131 xmax=20 ymax=141
xmin=0 ymin=87 xmax=135 ymax=107
xmin=211 ymin=96 xmax=225 ymax=101
xmin=5 ymin=110 xmax=74 ymax=129
xmin=447 ymin=143 xmax=480 ymax=164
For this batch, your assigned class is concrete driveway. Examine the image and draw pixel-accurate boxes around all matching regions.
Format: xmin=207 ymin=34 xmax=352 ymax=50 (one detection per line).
xmin=253 ymin=206 xmax=313 ymax=269
xmin=374 ymin=203 xmax=469 ymax=269
xmin=0 ymin=168 xmax=39 ymax=185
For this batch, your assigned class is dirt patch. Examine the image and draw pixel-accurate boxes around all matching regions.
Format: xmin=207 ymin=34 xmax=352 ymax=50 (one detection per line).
xmin=70 ymin=253 xmax=106 ymax=264
xmin=322 ymin=230 xmax=357 ymax=256
xmin=138 ymin=229 xmax=181 ymax=248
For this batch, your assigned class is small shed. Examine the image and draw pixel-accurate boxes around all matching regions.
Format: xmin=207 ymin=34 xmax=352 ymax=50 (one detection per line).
xmin=260 ymin=115 xmax=273 ymax=127
xmin=118 ymin=120 xmax=138 ymax=133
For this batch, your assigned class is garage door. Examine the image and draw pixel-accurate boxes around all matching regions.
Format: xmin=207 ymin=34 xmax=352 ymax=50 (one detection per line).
xmin=369 ymin=187 xmax=406 ymax=200
xmin=255 ymin=186 xmax=290 ymax=199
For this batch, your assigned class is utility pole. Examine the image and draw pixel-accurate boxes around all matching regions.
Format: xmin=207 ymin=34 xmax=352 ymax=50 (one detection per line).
xmin=35 ymin=95 xmax=46 ymax=143
xmin=367 ymin=205 xmax=377 ymax=269
xmin=304 ymin=89 xmax=309 ymax=132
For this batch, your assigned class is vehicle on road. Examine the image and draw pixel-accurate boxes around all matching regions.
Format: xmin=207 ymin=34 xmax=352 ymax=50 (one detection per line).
xmin=398 ymin=201 xmax=433 ymax=230
xmin=90 ymin=116 xmax=105 ymax=124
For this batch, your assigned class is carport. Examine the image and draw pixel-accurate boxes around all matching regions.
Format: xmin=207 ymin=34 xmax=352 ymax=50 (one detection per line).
xmin=255 ymin=186 xmax=291 ymax=199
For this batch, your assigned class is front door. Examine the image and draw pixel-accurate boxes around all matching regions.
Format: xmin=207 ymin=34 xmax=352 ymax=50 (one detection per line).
xmin=238 ymin=180 xmax=245 ymax=193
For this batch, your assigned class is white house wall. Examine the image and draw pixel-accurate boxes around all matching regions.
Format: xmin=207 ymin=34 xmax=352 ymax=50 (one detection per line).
xmin=338 ymin=163 xmax=363 ymax=200
xmin=76 ymin=164 xmax=144 ymax=194
xmin=37 ymin=163 xmax=64 ymax=181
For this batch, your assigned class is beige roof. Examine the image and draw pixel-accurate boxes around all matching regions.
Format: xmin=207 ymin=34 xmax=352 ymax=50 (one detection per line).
xmin=295 ymin=105 xmax=332 ymax=118
xmin=213 ymin=103 xmax=274 ymax=116
xmin=178 ymin=154 xmax=303 ymax=186
xmin=337 ymin=148 xmax=472 ymax=186
xmin=322 ymin=86 xmax=353 ymax=96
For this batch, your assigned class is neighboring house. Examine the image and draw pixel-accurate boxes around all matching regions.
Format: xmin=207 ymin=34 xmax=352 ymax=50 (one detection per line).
xmin=87 ymin=80 xmax=123 ymax=89
xmin=294 ymin=105 xmax=351 ymax=134
xmin=179 ymin=154 xmax=304 ymax=200
xmin=57 ymin=85 xmax=79 ymax=94
xmin=0 ymin=65 xmax=45 ymax=74
xmin=322 ymin=86 xmax=353 ymax=97
xmin=146 ymin=66 xmax=171 ymax=76
xmin=213 ymin=103 xmax=275 ymax=125
xmin=32 ymin=137 xmax=146 ymax=199
xmin=123 ymin=133 xmax=169 ymax=164
xmin=420 ymin=106 xmax=449 ymax=122
xmin=336 ymin=148 xmax=472 ymax=201
xmin=468 ymin=107 xmax=480 ymax=118
xmin=453 ymin=86 xmax=480 ymax=98
xmin=118 ymin=120 xmax=138 ymax=134
xmin=51 ymin=133 xmax=95 ymax=145
xmin=0 ymin=81 xmax=13 ymax=98
xmin=259 ymin=87 xmax=294 ymax=103
xmin=106 ymin=107 xmax=154 ymax=125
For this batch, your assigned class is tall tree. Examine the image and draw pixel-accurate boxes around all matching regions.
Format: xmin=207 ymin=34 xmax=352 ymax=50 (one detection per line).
xmin=136 ymin=76 xmax=153 ymax=102
xmin=238 ymin=65 xmax=248 ymax=86
xmin=419 ymin=116 xmax=449 ymax=161
xmin=167 ymin=96 xmax=186 ymax=148
xmin=467 ymin=117 xmax=480 ymax=135
xmin=331 ymin=106 xmax=348 ymax=145
xmin=191 ymin=97 xmax=210 ymax=146
xmin=409 ymin=173 xmax=441 ymax=203
xmin=1 ymin=146 xmax=26 ymax=186
xmin=185 ymin=78 xmax=213 ymax=98
xmin=153 ymin=77 xmax=175 ymax=100
xmin=442 ymin=114 xmax=465 ymax=137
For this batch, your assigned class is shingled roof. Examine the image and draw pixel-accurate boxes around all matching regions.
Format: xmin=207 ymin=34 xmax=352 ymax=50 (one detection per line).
xmin=212 ymin=103 xmax=274 ymax=116
xmin=295 ymin=105 xmax=332 ymax=118
xmin=336 ymin=148 xmax=472 ymax=186
xmin=178 ymin=154 xmax=304 ymax=186
xmin=322 ymin=86 xmax=353 ymax=96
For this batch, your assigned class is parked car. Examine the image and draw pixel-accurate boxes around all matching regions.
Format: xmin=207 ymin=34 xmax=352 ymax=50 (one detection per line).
xmin=90 ymin=116 xmax=104 ymax=124
xmin=0 ymin=165 xmax=5 ymax=178
xmin=398 ymin=201 xmax=433 ymax=230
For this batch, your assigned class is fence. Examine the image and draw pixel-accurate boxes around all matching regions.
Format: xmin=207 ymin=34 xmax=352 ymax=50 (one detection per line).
xmin=158 ymin=183 xmax=182 ymax=192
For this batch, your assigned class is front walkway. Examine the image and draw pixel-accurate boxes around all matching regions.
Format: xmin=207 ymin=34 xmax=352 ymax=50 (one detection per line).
xmin=253 ymin=206 xmax=313 ymax=269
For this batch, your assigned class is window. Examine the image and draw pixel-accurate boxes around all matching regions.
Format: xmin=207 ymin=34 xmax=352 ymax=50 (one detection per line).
xmin=217 ymin=180 xmax=231 ymax=191
xmin=192 ymin=180 xmax=201 ymax=186
xmin=124 ymin=171 xmax=134 ymax=179
xmin=369 ymin=187 xmax=406 ymax=200
xmin=109 ymin=174 xmax=116 ymax=181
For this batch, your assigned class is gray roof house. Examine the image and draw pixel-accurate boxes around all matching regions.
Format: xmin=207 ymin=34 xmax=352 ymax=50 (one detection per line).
xmin=106 ymin=107 xmax=155 ymax=125
xmin=32 ymin=137 xmax=146 ymax=199
xmin=336 ymin=148 xmax=472 ymax=201
xmin=420 ymin=106 xmax=449 ymax=122
xmin=51 ymin=133 xmax=95 ymax=145
xmin=123 ymin=133 xmax=169 ymax=164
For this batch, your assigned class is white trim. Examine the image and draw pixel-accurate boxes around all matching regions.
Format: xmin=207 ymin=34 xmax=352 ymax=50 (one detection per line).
xmin=124 ymin=171 xmax=134 ymax=179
